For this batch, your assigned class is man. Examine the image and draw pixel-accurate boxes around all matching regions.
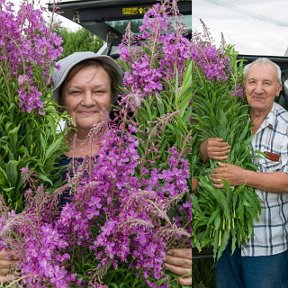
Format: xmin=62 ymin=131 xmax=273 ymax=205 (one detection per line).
xmin=211 ymin=58 xmax=288 ymax=288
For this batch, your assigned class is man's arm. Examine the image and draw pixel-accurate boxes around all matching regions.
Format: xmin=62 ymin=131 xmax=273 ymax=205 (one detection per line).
xmin=212 ymin=162 xmax=288 ymax=193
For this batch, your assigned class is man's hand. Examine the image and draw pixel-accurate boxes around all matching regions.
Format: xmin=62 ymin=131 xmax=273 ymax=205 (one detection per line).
xmin=164 ymin=248 xmax=192 ymax=286
xmin=200 ymin=138 xmax=230 ymax=162
xmin=211 ymin=162 xmax=248 ymax=188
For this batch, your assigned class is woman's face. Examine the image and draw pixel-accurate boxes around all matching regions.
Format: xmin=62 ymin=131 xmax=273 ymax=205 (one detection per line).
xmin=62 ymin=65 xmax=112 ymax=138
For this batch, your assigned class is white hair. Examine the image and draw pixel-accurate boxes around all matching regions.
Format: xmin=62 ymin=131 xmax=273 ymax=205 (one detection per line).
xmin=243 ymin=57 xmax=282 ymax=85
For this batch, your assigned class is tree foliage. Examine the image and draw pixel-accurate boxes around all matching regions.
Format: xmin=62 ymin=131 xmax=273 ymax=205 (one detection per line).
xmin=56 ymin=27 xmax=104 ymax=59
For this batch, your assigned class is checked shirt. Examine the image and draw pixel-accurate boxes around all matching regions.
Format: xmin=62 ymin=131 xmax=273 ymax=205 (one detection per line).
xmin=241 ymin=102 xmax=288 ymax=257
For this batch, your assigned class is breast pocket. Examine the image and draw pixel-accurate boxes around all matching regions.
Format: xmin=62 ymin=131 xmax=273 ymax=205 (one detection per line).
xmin=256 ymin=153 xmax=283 ymax=172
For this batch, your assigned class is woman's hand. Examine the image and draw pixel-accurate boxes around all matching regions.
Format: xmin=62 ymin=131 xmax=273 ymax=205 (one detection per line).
xmin=200 ymin=138 xmax=230 ymax=162
xmin=0 ymin=250 xmax=18 ymax=281
xmin=164 ymin=248 xmax=192 ymax=286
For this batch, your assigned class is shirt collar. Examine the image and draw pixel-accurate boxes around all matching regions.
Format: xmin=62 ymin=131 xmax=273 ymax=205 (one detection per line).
xmin=256 ymin=103 xmax=276 ymax=132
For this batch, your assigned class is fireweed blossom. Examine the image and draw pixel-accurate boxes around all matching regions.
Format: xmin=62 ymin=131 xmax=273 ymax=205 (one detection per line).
xmin=192 ymin=37 xmax=231 ymax=82
xmin=0 ymin=0 xmax=62 ymax=113
xmin=115 ymin=0 xmax=192 ymax=283
xmin=0 ymin=0 xmax=67 ymax=213
xmin=232 ymin=84 xmax=245 ymax=98
xmin=119 ymin=0 xmax=192 ymax=97
xmin=0 ymin=128 xmax=190 ymax=287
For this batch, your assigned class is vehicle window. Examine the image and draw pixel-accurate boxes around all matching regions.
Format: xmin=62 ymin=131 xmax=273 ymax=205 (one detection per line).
xmin=106 ymin=14 xmax=191 ymax=35
xmin=48 ymin=0 xmax=191 ymax=43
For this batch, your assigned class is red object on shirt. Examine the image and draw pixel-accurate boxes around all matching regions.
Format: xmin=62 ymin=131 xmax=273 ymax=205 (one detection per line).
xmin=264 ymin=151 xmax=280 ymax=162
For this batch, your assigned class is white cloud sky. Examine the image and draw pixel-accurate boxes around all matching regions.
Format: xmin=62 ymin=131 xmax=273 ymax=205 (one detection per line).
xmin=13 ymin=0 xmax=81 ymax=31
xmin=192 ymin=0 xmax=288 ymax=56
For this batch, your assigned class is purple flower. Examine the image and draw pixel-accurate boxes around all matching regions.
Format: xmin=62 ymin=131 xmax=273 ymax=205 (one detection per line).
xmin=232 ymin=84 xmax=244 ymax=98
xmin=119 ymin=0 xmax=191 ymax=97
xmin=0 ymin=0 xmax=62 ymax=113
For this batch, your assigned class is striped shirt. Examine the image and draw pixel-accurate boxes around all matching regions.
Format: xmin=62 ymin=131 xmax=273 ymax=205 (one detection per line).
xmin=241 ymin=102 xmax=288 ymax=257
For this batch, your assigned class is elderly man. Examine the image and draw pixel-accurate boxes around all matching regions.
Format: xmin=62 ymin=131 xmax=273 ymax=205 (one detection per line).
xmin=204 ymin=58 xmax=288 ymax=288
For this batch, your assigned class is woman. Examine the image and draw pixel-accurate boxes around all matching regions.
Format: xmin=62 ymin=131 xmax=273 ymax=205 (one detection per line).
xmin=0 ymin=51 xmax=191 ymax=285
xmin=53 ymin=51 xmax=122 ymax=157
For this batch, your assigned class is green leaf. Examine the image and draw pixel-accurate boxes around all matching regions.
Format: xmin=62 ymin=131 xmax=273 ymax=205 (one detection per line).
xmin=8 ymin=125 xmax=20 ymax=155
xmin=44 ymin=138 xmax=63 ymax=161
xmin=37 ymin=173 xmax=53 ymax=185
xmin=5 ymin=160 xmax=18 ymax=187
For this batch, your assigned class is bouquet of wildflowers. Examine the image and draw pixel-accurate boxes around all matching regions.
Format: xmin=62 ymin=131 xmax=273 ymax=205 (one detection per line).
xmin=118 ymin=0 xmax=192 ymax=165
xmin=192 ymin=22 xmax=261 ymax=260
xmin=0 ymin=0 xmax=192 ymax=287
xmin=0 ymin=0 xmax=68 ymax=213
xmin=0 ymin=126 xmax=190 ymax=288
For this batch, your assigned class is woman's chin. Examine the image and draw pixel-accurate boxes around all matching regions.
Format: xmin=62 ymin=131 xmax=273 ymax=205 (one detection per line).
xmin=76 ymin=118 xmax=101 ymax=129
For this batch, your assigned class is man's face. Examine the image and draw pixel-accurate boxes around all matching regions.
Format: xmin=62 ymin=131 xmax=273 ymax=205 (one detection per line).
xmin=245 ymin=63 xmax=282 ymax=114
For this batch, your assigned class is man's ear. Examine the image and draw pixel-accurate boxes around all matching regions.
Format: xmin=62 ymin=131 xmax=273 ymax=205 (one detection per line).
xmin=275 ymin=83 xmax=282 ymax=97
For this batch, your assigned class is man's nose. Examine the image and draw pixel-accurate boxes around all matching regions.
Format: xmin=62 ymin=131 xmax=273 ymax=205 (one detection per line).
xmin=254 ymin=83 xmax=263 ymax=93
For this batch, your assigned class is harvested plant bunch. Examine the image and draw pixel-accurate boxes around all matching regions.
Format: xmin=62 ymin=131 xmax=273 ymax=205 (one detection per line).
xmin=192 ymin=23 xmax=261 ymax=260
